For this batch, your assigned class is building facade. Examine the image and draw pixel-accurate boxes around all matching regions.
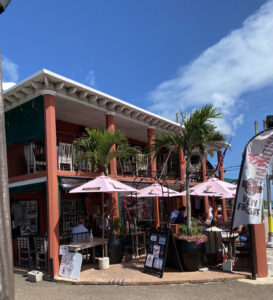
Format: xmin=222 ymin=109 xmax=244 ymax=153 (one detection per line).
xmin=4 ymin=69 xmax=228 ymax=276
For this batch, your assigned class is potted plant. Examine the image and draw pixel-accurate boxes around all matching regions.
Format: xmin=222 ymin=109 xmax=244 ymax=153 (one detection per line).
xmin=108 ymin=217 xmax=125 ymax=264
xmin=176 ymin=219 xmax=207 ymax=271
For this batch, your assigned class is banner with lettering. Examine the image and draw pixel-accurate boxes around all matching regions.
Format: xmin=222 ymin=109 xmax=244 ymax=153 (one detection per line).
xmin=232 ymin=128 xmax=273 ymax=229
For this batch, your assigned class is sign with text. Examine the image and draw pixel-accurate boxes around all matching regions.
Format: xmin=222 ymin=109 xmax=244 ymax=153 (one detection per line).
xmin=232 ymin=128 xmax=273 ymax=229
xmin=143 ymin=228 xmax=183 ymax=278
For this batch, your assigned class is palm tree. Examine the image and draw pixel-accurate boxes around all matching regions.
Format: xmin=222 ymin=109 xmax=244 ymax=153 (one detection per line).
xmin=152 ymin=104 xmax=225 ymax=231
xmin=73 ymin=128 xmax=139 ymax=175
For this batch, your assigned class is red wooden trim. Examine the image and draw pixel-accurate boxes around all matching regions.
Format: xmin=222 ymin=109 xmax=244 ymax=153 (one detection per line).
xmin=127 ymin=138 xmax=147 ymax=147
xmin=9 ymin=171 xmax=47 ymax=184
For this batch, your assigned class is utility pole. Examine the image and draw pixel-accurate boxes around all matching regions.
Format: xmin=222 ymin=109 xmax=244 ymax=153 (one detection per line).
xmin=264 ymin=117 xmax=273 ymax=247
xmin=0 ymin=1 xmax=14 ymax=299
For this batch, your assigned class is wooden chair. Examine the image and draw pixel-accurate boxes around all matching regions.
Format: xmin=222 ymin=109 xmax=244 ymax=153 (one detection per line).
xmin=58 ymin=142 xmax=73 ymax=171
xmin=205 ymin=231 xmax=223 ymax=265
xmin=17 ymin=237 xmax=31 ymax=267
xmin=33 ymin=236 xmax=48 ymax=270
xmin=24 ymin=142 xmax=46 ymax=173
xmin=234 ymin=241 xmax=250 ymax=271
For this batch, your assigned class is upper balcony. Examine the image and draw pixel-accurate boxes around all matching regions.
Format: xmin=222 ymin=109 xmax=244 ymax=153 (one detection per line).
xmin=4 ymin=69 xmax=227 ymax=183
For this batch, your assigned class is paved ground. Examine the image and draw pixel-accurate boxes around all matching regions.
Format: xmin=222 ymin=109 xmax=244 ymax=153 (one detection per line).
xmin=14 ymin=273 xmax=273 ymax=300
xmin=54 ymin=257 xmax=249 ymax=285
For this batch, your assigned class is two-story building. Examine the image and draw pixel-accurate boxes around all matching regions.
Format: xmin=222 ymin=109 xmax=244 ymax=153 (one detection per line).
xmin=4 ymin=69 xmax=228 ymax=276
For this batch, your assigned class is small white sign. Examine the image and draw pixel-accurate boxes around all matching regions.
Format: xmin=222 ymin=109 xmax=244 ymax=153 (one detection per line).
xmin=59 ymin=253 xmax=83 ymax=280
xmin=153 ymin=245 xmax=160 ymax=258
xmin=145 ymin=254 xmax=154 ymax=267
xmin=153 ymin=258 xmax=163 ymax=269
xmin=150 ymin=235 xmax=157 ymax=242
xmin=59 ymin=245 xmax=69 ymax=256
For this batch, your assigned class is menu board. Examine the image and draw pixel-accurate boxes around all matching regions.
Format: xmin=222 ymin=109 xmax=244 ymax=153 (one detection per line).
xmin=59 ymin=253 xmax=83 ymax=280
xmin=143 ymin=228 xmax=183 ymax=278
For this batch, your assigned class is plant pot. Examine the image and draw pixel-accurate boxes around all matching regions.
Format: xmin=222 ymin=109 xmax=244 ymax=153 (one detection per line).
xmin=108 ymin=235 xmax=125 ymax=264
xmin=176 ymin=239 xmax=206 ymax=271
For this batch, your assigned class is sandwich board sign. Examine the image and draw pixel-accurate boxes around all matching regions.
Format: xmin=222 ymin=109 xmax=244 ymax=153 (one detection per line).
xmin=143 ymin=227 xmax=183 ymax=278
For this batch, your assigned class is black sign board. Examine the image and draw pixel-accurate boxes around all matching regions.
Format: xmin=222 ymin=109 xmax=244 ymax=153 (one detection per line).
xmin=143 ymin=227 xmax=183 ymax=278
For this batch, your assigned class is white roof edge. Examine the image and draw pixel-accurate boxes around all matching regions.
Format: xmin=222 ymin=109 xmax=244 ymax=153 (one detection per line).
xmin=4 ymin=68 xmax=181 ymax=128
xmin=8 ymin=176 xmax=47 ymax=188
xmin=3 ymin=69 xmax=46 ymax=93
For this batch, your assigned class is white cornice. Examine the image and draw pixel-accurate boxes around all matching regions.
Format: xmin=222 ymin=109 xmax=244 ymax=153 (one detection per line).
xmin=41 ymin=90 xmax=57 ymax=96
xmin=3 ymin=69 xmax=182 ymax=133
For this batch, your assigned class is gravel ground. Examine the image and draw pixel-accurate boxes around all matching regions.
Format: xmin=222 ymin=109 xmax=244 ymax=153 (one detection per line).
xmin=14 ymin=273 xmax=273 ymax=300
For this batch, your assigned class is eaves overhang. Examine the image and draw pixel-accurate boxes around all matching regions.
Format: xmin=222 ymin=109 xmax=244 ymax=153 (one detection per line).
xmin=3 ymin=69 xmax=182 ymax=133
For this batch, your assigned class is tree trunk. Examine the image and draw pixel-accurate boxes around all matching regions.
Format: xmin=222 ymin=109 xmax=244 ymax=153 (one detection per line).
xmin=0 ymin=54 xmax=14 ymax=299
xmin=186 ymin=155 xmax=191 ymax=231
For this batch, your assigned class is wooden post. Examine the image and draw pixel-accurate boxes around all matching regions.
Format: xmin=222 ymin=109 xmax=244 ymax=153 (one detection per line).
xmin=147 ymin=127 xmax=159 ymax=227
xmin=217 ymin=150 xmax=227 ymax=221
xmin=147 ymin=127 xmax=157 ymax=177
xmin=43 ymin=91 xmax=59 ymax=276
xmin=253 ymin=223 xmax=268 ymax=278
xmin=201 ymin=155 xmax=209 ymax=219
xmin=106 ymin=113 xmax=119 ymax=219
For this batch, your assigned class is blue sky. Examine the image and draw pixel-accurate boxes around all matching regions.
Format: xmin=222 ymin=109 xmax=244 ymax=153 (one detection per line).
xmin=1 ymin=0 xmax=273 ymax=179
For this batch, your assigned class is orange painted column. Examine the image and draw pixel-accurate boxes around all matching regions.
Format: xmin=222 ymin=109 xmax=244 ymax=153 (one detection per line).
xmin=217 ymin=150 xmax=227 ymax=221
xmin=181 ymin=194 xmax=187 ymax=217
xmin=179 ymin=149 xmax=186 ymax=215
xmin=106 ymin=113 xmax=117 ymax=176
xmin=147 ymin=127 xmax=159 ymax=228
xmin=252 ymin=223 xmax=268 ymax=277
xmin=201 ymin=155 xmax=209 ymax=219
xmin=43 ymin=91 xmax=59 ymax=276
xmin=147 ymin=127 xmax=157 ymax=177
xmin=106 ymin=113 xmax=119 ymax=219
xmin=178 ymin=149 xmax=186 ymax=182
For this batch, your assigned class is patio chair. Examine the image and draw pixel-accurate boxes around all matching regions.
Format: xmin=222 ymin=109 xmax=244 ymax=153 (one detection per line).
xmin=72 ymin=148 xmax=88 ymax=171
xmin=24 ymin=142 xmax=46 ymax=173
xmin=58 ymin=142 xmax=73 ymax=171
xmin=234 ymin=241 xmax=250 ymax=271
xmin=33 ymin=236 xmax=48 ymax=270
xmin=136 ymin=153 xmax=148 ymax=176
xmin=17 ymin=237 xmax=31 ymax=267
xmin=205 ymin=231 xmax=224 ymax=265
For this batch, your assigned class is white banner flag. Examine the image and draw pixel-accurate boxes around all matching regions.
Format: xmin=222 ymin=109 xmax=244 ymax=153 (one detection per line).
xmin=232 ymin=128 xmax=273 ymax=229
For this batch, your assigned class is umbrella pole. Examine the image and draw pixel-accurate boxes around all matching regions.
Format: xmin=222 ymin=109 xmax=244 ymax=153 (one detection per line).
xmin=102 ymin=193 xmax=105 ymax=258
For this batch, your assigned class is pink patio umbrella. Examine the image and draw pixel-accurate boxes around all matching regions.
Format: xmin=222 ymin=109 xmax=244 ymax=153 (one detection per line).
xmin=180 ymin=178 xmax=236 ymax=198
xmin=134 ymin=183 xmax=183 ymax=198
xmin=180 ymin=178 xmax=236 ymax=221
xmin=69 ymin=175 xmax=137 ymax=257
xmin=132 ymin=183 xmax=183 ymax=226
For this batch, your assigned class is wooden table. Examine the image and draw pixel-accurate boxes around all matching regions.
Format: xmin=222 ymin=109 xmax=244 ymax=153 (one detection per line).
xmin=68 ymin=238 xmax=108 ymax=261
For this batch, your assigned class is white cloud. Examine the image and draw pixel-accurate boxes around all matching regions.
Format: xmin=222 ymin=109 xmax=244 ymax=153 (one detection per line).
xmin=2 ymin=56 xmax=19 ymax=82
xmin=232 ymin=114 xmax=244 ymax=130
xmin=2 ymin=82 xmax=16 ymax=91
xmin=148 ymin=0 xmax=273 ymax=135
xmin=85 ymin=70 xmax=96 ymax=87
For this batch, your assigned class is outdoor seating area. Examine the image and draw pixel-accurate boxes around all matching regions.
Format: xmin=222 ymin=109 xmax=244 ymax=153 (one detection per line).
xmin=11 ymin=174 xmax=247 ymax=281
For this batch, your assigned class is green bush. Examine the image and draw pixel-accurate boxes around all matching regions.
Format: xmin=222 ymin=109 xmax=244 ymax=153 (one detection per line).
xmin=178 ymin=218 xmax=203 ymax=236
